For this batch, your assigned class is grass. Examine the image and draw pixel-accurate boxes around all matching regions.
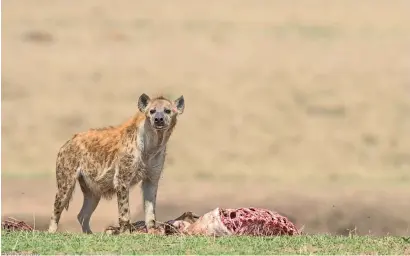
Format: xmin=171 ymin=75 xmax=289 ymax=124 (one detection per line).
xmin=1 ymin=231 xmax=410 ymax=255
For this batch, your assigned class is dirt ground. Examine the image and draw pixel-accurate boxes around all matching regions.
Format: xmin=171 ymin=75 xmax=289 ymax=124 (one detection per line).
xmin=2 ymin=0 xmax=410 ymax=235
xmin=2 ymin=178 xmax=410 ymax=236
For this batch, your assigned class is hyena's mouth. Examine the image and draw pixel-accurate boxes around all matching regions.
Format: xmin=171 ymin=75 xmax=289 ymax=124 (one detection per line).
xmin=153 ymin=124 xmax=168 ymax=130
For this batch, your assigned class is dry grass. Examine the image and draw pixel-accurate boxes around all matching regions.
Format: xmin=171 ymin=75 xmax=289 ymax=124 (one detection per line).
xmin=2 ymin=0 xmax=410 ymax=235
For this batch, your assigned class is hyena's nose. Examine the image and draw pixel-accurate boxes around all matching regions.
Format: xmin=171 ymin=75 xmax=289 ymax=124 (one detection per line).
xmin=154 ymin=115 xmax=164 ymax=125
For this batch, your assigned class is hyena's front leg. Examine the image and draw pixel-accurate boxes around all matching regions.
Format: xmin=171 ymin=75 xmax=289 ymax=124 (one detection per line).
xmin=116 ymin=185 xmax=131 ymax=234
xmin=142 ymin=176 xmax=160 ymax=229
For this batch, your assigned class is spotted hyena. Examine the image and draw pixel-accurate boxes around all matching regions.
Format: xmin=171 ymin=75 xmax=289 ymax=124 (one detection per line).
xmin=48 ymin=93 xmax=185 ymax=234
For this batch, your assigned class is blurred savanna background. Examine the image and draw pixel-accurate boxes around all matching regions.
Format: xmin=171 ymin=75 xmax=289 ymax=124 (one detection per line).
xmin=2 ymin=0 xmax=410 ymax=235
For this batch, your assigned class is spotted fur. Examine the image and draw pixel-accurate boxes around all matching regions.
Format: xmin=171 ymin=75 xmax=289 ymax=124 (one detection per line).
xmin=48 ymin=93 xmax=185 ymax=234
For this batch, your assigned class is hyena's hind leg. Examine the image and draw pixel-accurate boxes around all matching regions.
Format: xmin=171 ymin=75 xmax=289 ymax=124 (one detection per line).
xmin=77 ymin=175 xmax=100 ymax=234
xmin=48 ymin=166 xmax=77 ymax=233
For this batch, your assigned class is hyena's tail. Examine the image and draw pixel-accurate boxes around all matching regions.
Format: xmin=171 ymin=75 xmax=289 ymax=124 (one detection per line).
xmin=54 ymin=166 xmax=78 ymax=212
xmin=64 ymin=179 xmax=77 ymax=211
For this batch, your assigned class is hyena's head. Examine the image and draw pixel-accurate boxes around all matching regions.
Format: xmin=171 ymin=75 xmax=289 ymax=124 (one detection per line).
xmin=137 ymin=93 xmax=185 ymax=131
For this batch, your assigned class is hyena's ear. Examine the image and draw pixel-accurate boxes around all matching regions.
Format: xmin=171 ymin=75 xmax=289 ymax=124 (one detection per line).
xmin=138 ymin=93 xmax=151 ymax=112
xmin=173 ymin=95 xmax=185 ymax=115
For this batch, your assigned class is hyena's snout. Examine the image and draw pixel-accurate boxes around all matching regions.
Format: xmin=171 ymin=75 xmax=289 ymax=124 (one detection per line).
xmin=153 ymin=112 xmax=165 ymax=126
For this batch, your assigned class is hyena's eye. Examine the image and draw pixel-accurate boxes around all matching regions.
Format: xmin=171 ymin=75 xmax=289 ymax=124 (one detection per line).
xmin=149 ymin=109 xmax=156 ymax=114
xmin=164 ymin=108 xmax=171 ymax=114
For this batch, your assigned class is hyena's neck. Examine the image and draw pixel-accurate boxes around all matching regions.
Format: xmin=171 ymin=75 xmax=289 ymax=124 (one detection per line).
xmin=136 ymin=117 xmax=169 ymax=156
